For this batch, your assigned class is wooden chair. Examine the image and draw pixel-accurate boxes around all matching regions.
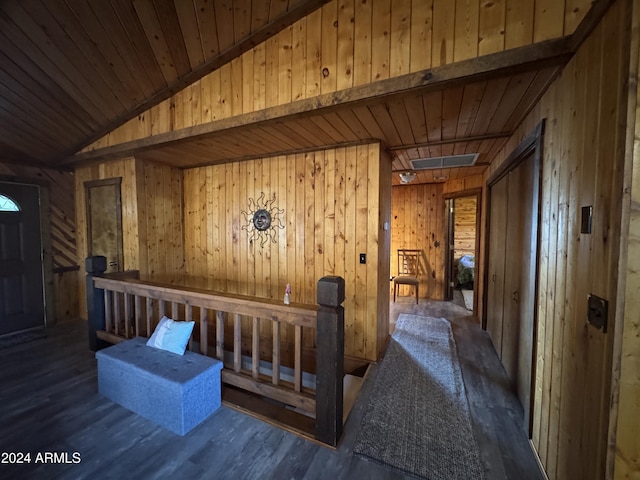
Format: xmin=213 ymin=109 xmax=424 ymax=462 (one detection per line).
xmin=393 ymin=249 xmax=420 ymax=304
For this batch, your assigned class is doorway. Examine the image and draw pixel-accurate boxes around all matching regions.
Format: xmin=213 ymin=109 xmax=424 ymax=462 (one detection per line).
xmin=445 ymin=190 xmax=480 ymax=314
xmin=0 ymin=182 xmax=45 ymax=336
xmin=84 ymin=178 xmax=124 ymax=274
xmin=483 ymin=122 xmax=543 ymax=436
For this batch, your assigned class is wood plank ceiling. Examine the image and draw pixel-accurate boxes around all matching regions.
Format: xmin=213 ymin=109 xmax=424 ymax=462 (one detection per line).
xmin=0 ymin=0 xmax=329 ymax=166
xmin=0 ymin=0 xmax=577 ymax=186
xmin=131 ymin=64 xmax=561 ymax=185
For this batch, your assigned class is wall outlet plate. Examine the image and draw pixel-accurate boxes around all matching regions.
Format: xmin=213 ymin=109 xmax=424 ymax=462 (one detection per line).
xmin=587 ymin=294 xmax=608 ymax=333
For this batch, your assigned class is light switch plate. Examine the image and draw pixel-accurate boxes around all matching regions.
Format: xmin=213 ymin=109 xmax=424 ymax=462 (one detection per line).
xmin=581 ymin=206 xmax=593 ymax=234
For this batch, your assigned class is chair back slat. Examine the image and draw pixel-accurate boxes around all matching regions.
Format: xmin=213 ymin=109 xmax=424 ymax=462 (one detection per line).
xmin=394 ymin=249 xmax=421 ymax=304
xmin=397 ymin=249 xmax=420 ymax=276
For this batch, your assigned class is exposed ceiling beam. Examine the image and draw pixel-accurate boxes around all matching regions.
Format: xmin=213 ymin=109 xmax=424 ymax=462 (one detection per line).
xmin=66 ymin=37 xmax=573 ymax=167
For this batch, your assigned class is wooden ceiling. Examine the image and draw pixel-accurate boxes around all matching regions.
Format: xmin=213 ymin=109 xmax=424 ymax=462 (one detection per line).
xmin=0 ymin=0 xmax=599 ymax=185
xmin=125 ymin=64 xmax=562 ymax=185
xmin=0 ymin=0 xmax=329 ymax=166
xmin=69 ymin=40 xmax=570 ymax=184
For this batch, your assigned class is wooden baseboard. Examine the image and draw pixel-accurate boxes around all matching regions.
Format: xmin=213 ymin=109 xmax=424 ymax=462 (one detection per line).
xmin=529 ymin=440 xmax=549 ymax=480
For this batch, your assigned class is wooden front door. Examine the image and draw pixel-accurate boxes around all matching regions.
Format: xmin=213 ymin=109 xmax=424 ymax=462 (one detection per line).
xmin=85 ymin=179 xmax=123 ymax=274
xmin=0 ymin=183 xmax=45 ymax=335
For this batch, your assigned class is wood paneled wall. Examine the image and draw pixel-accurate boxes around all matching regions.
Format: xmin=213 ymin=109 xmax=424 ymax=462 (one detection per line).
xmin=75 ymin=158 xmax=184 ymax=317
xmin=182 ymin=143 xmax=390 ymax=361
xmin=184 ymin=144 xmax=390 ymax=360
xmin=443 ymin=174 xmax=483 ymax=195
xmin=135 ymin=160 xmax=185 ymax=283
xmin=482 ymin=1 xmax=630 ymax=478
xmin=74 ymin=143 xmax=390 ymax=361
xmin=84 ymin=0 xmax=592 ymax=151
xmin=391 ymin=183 xmax=445 ymax=300
xmin=613 ymin=0 xmax=640 ymax=476
xmin=0 ymin=163 xmax=78 ymax=323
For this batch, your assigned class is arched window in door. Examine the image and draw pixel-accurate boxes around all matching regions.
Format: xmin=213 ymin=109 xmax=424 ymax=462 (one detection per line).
xmin=0 ymin=194 xmax=20 ymax=212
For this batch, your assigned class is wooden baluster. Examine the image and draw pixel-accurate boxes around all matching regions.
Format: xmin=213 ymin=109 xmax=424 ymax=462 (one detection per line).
xmin=294 ymin=325 xmax=302 ymax=392
xmin=186 ymin=304 xmax=193 ymax=351
xmin=146 ymin=297 xmax=152 ymax=336
xmin=200 ymin=307 xmax=208 ymax=355
xmin=124 ymin=293 xmax=132 ymax=338
xmin=216 ymin=311 xmax=224 ymax=361
xmin=234 ymin=313 xmax=241 ymax=372
xmin=172 ymin=302 xmax=179 ymax=320
xmin=252 ymin=317 xmax=260 ymax=379
xmin=272 ymin=321 xmax=280 ymax=385
xmin=104 ymin=290 xmax=113 ymax=333
xmin=134 ymin=295 xmax=142 ymax=337
xmin=159 ymin=300 xmax=165 ymax=320
xmin=114 ymin=293 xmax=121 ymax=336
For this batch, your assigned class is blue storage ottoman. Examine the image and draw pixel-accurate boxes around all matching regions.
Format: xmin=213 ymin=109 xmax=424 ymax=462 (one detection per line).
xmin=96 ymin=337 xmax=223 ymax=435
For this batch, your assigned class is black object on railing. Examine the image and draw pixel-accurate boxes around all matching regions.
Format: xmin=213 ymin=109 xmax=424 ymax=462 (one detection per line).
xmin=315 ymin=276 xmax=345 ymax=447
xmin=85 ymin=256 xmax=108 ymax=352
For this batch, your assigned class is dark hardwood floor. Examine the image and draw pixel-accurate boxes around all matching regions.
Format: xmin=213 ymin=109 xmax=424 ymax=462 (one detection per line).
xmin=0 ymin=299 xmax=544 ymax=480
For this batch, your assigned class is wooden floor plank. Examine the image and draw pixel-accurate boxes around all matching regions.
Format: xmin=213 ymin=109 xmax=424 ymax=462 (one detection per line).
xmin=0 ymin=299 xmax=544 ymax=479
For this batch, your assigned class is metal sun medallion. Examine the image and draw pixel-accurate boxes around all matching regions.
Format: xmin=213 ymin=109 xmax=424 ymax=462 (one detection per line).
xmin=241 ymin=192 xmax=284 ymax=247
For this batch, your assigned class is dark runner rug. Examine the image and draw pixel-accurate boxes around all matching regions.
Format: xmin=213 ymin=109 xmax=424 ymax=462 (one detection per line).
xmin=353 ymin=314 xmax=486 ymax=480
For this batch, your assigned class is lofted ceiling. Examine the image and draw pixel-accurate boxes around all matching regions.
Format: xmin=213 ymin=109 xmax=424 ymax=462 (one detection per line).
xmin=0 ymin=0 xmax=329 ymax=166
xmin=0 ymin=0 xmax=601 ymax=185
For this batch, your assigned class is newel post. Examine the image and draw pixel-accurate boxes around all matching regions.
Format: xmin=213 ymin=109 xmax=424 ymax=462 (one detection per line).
xmin=85 ymin=256 xmax=108 ymax=352
xmin=315 ymin=276 xmax=345 ymax=447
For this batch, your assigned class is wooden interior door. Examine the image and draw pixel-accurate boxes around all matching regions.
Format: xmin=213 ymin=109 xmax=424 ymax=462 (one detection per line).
xmin=501 ymin=160 xmax=527 ymax=391
xmin=486 ymin=178 xmax=508 ymax=355
xmin=513 ymin=153 xmax=537 ymax=431
xmin=445 ymin=198 xmax=455 ymax=300
xmin=485 ymin=151 xmax=538 ymax=433
xmin=85 ymin=179 xmax=123 ymax=274
xmin=0 ymin=183 xmax=45 ymax=335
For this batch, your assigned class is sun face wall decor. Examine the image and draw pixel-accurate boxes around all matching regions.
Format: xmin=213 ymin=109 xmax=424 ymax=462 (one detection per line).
xmin=241 ymin=192 xmax=285 ymax=247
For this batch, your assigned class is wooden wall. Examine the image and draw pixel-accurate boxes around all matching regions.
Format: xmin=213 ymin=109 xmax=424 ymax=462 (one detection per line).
xmin=181 ymin=143 xmax=390 ymax=361
xmin=443 ymin=174 xmax=483 ymax=195
xmin=75 ymin=158 xmax=184 ymax=317
xmin=0 ymin=163 xmax=78 ymax=323
xmin=135 ymin=160 xmax=185 ymax=283
xmin=613 ymin=0 xmax=640 ymax=476
xmin=83 ymin=0 xmax=593 ymax=151
xmin=390 ymin=183 xmax=445 ymax=300
xmin=482 ymin=1 xmax=630 ymax=478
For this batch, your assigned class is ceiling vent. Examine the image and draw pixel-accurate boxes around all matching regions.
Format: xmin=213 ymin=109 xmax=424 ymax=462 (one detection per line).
xmin=410 ymin=153 xmax=479 ymax=170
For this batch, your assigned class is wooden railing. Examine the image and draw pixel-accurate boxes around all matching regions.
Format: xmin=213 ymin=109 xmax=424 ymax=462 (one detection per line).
xmin=85 ymin=257 xmax=345 ymax=446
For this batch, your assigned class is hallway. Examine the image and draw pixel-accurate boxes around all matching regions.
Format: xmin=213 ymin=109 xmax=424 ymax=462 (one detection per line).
xmin=391 ymin=296 xmax=544 ymax=479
